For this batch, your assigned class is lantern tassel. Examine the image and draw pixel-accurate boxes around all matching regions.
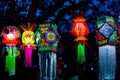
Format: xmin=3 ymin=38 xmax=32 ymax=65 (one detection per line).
xmin=5 ymin=47 xmax=15 ymax=76
xmin=77 ymin=43 xmax=86 ymax=64
xmin=98 ymin=45 xmax=116 ymax=79
xmin=25 ymin=46 xmax=32 ymax=67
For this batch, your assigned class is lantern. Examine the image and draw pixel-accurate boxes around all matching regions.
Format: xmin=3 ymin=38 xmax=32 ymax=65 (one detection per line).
xmin=117 ymin=14 xmax=120 ymax=57
xmin=96 ymin=15 xmax=117 ymax=80
xmin=117 ymin=14 xmax=120 ymax=44
xmin=35 ymin=23 xmax=60 ymax=80
xmin=1 ymin=26 xmax=20 ymax=76
xmin=71 ymin=14 xmax=89 ymax=64
xmin=20 ymin=23 xmax=36 ymax=67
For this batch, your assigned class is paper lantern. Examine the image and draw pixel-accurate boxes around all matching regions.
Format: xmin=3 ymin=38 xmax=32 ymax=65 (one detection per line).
xmin=20 ymin=23 xmax=36 ymax=67
xmin=71 ymin=14 xmax=89 ymax=42
xmin=96 ymin=15 xmax=117 ymax=80
xmin=35 ymin=23 xmax=60 ymax=80
xmin=117 ymin=14 xmax=120 ymax=44
xmin=1 ymin=26 xmax=20 ymax=76
xmin=1 ymin=26 xmax=20 ymax=46
xmin=71 ymin=14 xmax=89 ymax=64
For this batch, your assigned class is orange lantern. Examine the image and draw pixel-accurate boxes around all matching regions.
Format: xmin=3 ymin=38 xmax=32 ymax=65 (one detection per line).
xmin=71 ymin=14 xmax=89 ymax=64
xmin=71 ymin=14 xmax=89 ymax=43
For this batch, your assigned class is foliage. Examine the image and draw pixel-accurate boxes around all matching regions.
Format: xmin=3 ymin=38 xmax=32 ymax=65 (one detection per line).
xmin=0 ymin=0 xmax=120 ymax=34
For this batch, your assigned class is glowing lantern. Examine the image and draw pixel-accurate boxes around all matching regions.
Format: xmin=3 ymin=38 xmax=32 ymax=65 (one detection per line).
xmin=117 ymin=14 xmax=120 ymax=44
xmin=35 ymin=23 xmax=59 ymax=52
xmin=35 ymin=23 xmax=60 ymax=80
xmin=71 ymin=14 xmax=89 ymax=64
xmin=1 ymin=26 xmax=20 ymax=76
xmin=20 ymin=23 xmax=36 ymax=67
xmin=96 ymin=15 xmax=117 ymax=80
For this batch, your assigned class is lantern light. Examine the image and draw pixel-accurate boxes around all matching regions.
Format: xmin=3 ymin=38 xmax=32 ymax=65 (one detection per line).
xmin=35 ymin=23 xmax=60 ymax=80
xmin=20 ymin=23 xmax=36 ymax=67
xmin=71 ymin=14 xmax=89 ymax=64
xmin=1 ymin=26 xmax=20 ymax=76
xmin=71 ymin=14 xmax=89 ymax=42
xmin=96 ymin=15 xmax=117 ymax=80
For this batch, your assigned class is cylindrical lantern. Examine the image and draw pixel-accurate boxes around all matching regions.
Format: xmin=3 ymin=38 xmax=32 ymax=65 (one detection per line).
xmin=20 ymin=23 xmax=36 ymax=67
xmin=96 ymin=15 xmax=117 ymax=80
xmin=35 ymin=23 xmax=60 ymax=80
xmin=1 ymin=26 xmax=20 ymax=76
xmin=71 ymin=14 xmax=89 ymax=64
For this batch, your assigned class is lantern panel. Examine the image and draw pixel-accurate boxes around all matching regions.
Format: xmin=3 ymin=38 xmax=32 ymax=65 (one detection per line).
xmin=99 ymin=23 xmax=115 ymax=38
xmin=35 ymin=23 xmax=59 ymax=51
xmin=71 ymin=21 xmax=89 ymax=37
xmin=96 ymin=16 xmax=117 ymax=46
xmin=45 ymin=30 xmax=57 ymax=43
xmin=1 ymin=26 xmax=20 ymax=46
xmin=22 ymin=31 xmax=35 ymax=44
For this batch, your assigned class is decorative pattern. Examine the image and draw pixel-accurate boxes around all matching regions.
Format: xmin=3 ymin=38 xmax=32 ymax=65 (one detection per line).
xmin=35 ymin=23 xmax=59 ymax=80
xmin=35 ymin=23 xmax=59 ymax=51
xmin=45 ymin=30 xmax=57 ymax=43
xmin=96 ymin=16 xmax=117 ymax=80
xmin=99 ymin=23 xmax=114 ymax=38
xmin=96 ymin=16 xmax=117 ymax=46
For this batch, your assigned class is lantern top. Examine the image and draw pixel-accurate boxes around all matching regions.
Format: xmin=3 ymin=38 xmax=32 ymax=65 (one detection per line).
xmin=71 ymin=14 xmax=89 ymax=42
xmin=73 ymin=14 xmax=86 ymax=22
xmin=20 ymin=23 xmax=36 ymax=31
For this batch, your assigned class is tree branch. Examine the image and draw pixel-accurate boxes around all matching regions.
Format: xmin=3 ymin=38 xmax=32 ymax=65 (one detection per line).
xmin=9 ymin=0 xmax=19 ymax=23
xmin=27 ymin=0 xmax=39 ymax=23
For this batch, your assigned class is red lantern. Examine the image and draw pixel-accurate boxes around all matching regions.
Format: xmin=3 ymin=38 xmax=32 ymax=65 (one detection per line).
xmin=1 ymin=26 xmax=20 ymax=46
xmin=71 ymin=14 xmax=89 ymax=43
xmin=71 ymin=14 xmax=89 ymax=64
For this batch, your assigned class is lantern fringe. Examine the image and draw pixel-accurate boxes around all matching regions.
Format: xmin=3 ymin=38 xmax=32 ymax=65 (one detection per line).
xmin=20 ymin=44 xmax=36 ymax=67
xmin=25 ymin=47 xmax=32 ymax=67
xmin=98 ymin=45 xmax=116 ymax=80
xmin=20 ymin=23 xmax=36 ymax=31
xmin=74 ymin=36 xmax=89 ymax=47
xmin=77 ymin=43 xmax=86 ymax=64
xmin=38 ymin=52 xmax=57 ymax=80
xmin=5 ymin=47 xmax=17 ymax=76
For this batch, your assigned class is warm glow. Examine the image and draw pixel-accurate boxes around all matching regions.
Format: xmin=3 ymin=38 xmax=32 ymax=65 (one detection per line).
xmin=22 ymin=31 xmax=34 ymax=44
xmin=1 ymin=26 xmax=20 ymax=46
xmin=7 ymin=33 xmax=15 ymax=40
xmin=71 ymin=21 xmax=89 ymax=37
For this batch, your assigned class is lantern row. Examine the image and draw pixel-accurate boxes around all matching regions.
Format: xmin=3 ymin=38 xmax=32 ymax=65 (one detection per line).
xmin=1 ymin=14 xmax=120 ymax=80
xmin=1 ymin=23 xmax=60 ymax=78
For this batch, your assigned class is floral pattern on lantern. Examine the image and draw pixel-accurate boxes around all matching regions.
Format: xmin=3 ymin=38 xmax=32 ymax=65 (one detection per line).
xmin=35 ymin=23 xmax=59 ymax=52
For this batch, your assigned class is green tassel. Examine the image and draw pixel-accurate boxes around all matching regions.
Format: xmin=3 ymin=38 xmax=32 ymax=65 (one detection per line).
xmin=77 ymin=43 xmax=86 ymax=64
xmin=5 ymin=47 xmax=15 ymax=76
